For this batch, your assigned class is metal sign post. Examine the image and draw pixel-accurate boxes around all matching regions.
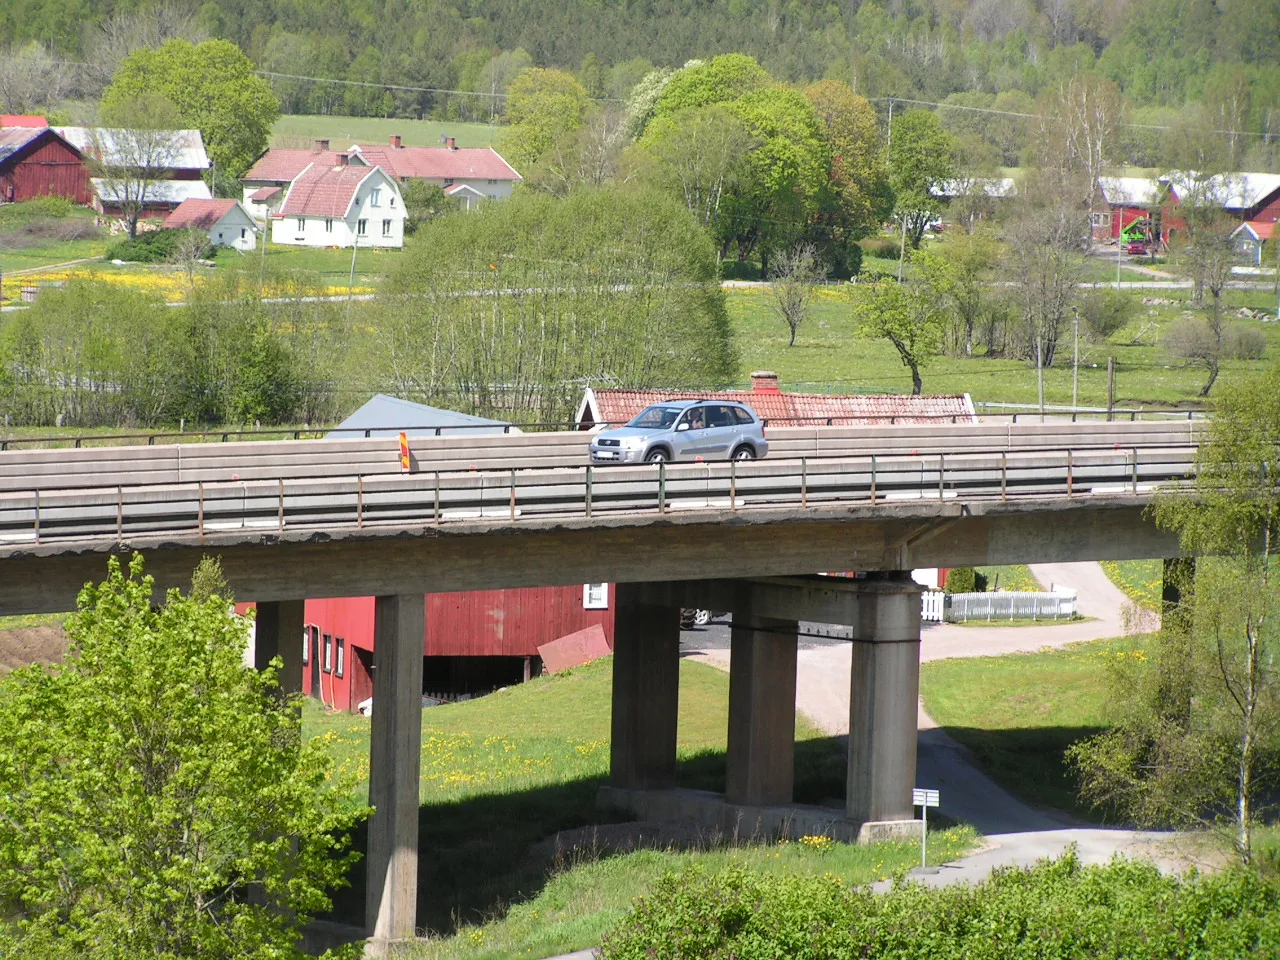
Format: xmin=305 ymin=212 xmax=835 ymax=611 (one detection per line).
xmin=912 ymin=787 xmax=940 ymax=869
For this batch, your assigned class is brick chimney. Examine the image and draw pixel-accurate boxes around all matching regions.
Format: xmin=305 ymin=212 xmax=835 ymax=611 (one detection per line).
xmin=445 ymin=136 xmax=457 ymax=151
xmin=314 ymin=138 xmax=330 ymax=152
xmin=336 ymin=153 xmax=348 ymax=166
xmin=750 ymin=370 xmax=781 ymax=394
xmin=389 ymin=134 xmax=402 ymax=148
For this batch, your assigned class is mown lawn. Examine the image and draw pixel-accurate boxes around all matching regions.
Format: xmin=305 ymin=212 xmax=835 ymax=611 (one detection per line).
xmin=273 ymin=114 xmax=499 ymax=149
xmin=975 ymin=564 xmax=1043 ymax=592
xmin=303 ymin=656 xmax=975 ymax=955
xmin=1101 ymin=559 xmax=1163 ymax=611
xmin=920 ymin=635 xmax=1150 ymax=819
xmin=726 ymin=285 xmax=1280 ymax=406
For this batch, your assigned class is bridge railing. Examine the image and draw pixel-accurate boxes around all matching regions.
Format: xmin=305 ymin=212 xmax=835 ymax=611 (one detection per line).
xmin=0 ymin=445 xmax=1198 ymax=549
xmin=0 ymin=420 xmax=1205 ymax=495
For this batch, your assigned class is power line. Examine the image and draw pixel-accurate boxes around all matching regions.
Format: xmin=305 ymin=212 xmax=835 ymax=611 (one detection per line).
xmin=254 ymin=70 xmax=623 ymax=104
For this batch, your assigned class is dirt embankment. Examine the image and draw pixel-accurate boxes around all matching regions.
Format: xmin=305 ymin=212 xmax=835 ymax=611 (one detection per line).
xmin=0 ymin=625 xmax=67 ymax=673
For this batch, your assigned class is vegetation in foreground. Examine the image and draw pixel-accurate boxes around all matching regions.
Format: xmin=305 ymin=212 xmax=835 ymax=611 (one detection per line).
xmin=600 ymin=853 xmax=1280 ymax=960
xmin=0 ymin=556 xmax=361 ymax=959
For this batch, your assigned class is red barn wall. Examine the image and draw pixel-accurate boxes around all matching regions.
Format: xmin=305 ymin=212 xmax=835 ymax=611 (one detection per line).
xmin=0 ymin=134 xmax=92 ymax=205
xmin=1250 ymin=192 xmax=1280 ymax=226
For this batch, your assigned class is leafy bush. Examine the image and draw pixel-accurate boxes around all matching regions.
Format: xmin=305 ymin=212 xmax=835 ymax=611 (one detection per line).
xmin=860 ymin=237 xmax=903 ymax=260
xmin=600 ymin=854 xmax=1280 ymax=960
xmin=105 ymin=229 xmax=212 ymax=263
xmin=1079 ymin=289 xmax=1136 ymax=342
xmin=1224 ymin=323 xmax=1267 ymax=360
xmin=944 ymin=566 xmax=989 ymax=593
xmin=0 ymin=196 xmax=78 ymax=226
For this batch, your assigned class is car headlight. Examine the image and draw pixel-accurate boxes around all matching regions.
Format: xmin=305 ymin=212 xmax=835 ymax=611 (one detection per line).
xmin=621 ymin=436 xmax=646 ymax=448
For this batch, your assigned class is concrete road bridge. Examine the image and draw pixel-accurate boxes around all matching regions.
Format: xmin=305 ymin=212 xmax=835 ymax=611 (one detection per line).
xmin=0 ymin=419 xmax=1203 ymax=948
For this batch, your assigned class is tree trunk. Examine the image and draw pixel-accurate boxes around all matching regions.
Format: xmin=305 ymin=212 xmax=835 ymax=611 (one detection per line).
xmin=788 ymin=324 xmax=797 ymax=347
xmin=909 ymin=361 xmax=922 ymax=395
xmin=1200 ymin=357 xmax=1220 ymax=397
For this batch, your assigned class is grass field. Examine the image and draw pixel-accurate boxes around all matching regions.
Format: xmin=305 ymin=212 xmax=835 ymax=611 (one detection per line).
xmin=920 ymin=635 xmax=1149 ymax=819
xmin=975 ymin=564 xmax=1043 ymax=592
xmin=726 ymin=285 xmax=1280 ymax=406
xmin=302 ymin=657 xmax=974 ymax=955
xmin=1101 ymin=559 xmax=1163 ymax=611
xmin=272 ymin=114 xmax=500 ymax=150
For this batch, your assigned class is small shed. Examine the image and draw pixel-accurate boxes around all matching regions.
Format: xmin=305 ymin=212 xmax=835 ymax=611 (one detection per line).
xmin=0 ymin=126 xmax=92 ymax=205
xmin=1232 ymin=221 xmax=1274 ymax=266
xmin=162 ymin=198 xmax=259 ymax=251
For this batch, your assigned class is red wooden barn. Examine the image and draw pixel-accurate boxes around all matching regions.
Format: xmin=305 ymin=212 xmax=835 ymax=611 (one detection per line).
xmin=0 ymin=126 xmax=92 ymax=205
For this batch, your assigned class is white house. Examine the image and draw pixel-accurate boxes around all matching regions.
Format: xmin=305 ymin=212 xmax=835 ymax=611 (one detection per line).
xmin=162 ymin=198 xmax=258 ymax=251
xmin=271 ymin=158 xmax=405 ymax=249
xmin=241 ymin=135 xmax=521 ymax=221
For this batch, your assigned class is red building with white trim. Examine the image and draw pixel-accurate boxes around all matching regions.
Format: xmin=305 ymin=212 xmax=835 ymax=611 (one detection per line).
xmin=0 ymin=126 xmax=92 ymax=205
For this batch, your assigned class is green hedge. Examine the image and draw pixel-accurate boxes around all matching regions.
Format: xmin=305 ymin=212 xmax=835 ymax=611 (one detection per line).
xmin=105 ymin=230 xmax=212 ymax=263
xmin=600 ymin=854 xmax=1280 ymax=960
xmin=944 ymin=567 xmax=988 ymax=593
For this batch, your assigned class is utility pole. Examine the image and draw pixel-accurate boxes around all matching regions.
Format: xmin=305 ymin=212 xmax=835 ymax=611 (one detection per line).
xmin=346 ymin=236 xmax=360 ymax=322
xmin=886 ymin=97 xmax=894 ymax=151
xmin=1116 ymin=220 xmax=1122 ymax=288
xmin=1072 ymin=308 xmax=1080 ymax=412
xmin=1106 ymin=356 xmax=1116 ymax=421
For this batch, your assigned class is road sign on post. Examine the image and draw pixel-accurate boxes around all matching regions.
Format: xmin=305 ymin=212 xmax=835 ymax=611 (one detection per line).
xmin=913 ymin=788 xmax=940 ymax=869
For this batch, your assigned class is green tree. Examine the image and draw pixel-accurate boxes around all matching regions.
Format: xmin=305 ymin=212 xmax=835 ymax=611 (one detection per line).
xmin=652 ymin=53 xmax=771 ymax=119
xmin=888 ymin=109 xmax=954 ymax=250
xmin=0 ymin=554 xmax=362 ymax=957
xmin=501 ymin=68 xmax=590 ymax=171
xmin=102 ymin=39 xmax=280 ymax=179
xmin=578 ymin=52 xmax=606 ymax=99
xmin=378 ymin=184 xmax=736 ymax=421
xmin=636 ymin=104 xmax=756 ymax=229
xmin=1071 ymin=363 xmax=1280 ymax=864
xmin=804 ymin=80 xmax=891 ymax=238
xmin=915 ymin=228 xmax=1002 ymax=357
xmin=400 ymin=179 xmax=451 ymax=235
xmin=851 ymin=279 xmax=945 ymax=393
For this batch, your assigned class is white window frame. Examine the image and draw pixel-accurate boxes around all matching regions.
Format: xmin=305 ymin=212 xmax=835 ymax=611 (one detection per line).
xmin=295 ymin=217 xmax=305 ymax=231
xmin=583 ymin=583 xmax=609 ymax=610
xmin=323 ymin=633 xmax=333 ymax=673
xmin=335 ymin=637 xmax=345 ymax=678
xmin=325 ymin=218 xmax=333 ymax=233
xmin=302 ymin=626 xmax=311 ymax=665
xmin=382 ymin=218 xmax=392 ymax=236
xmin=357 ymin=218 xmax=368 ymax=236
xmin=370 ymin=187 xmax=381 ymax=207
xmin=390 ymin=196 xmax=396 ymax=208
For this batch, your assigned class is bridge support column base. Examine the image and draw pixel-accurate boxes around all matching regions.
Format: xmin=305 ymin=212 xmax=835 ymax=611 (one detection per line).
xmin=254 ymin=599 xmax=305 ymax=694
xmin=847 ymin=573 xmax=923 ymax=824
xmin=609 ymin=583 xmax=681 ymax=790
xmin=365 ymin=594 xmax=425 ymax=941
xmin=598 ymin=786 xmax=922 ymax=845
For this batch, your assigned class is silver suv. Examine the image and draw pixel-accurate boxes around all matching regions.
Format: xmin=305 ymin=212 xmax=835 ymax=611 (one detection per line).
xmin=589 ymin=400 xmax=768 ymax=464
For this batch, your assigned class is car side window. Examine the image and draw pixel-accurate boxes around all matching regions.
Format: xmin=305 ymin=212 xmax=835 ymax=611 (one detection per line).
xmin=680 ymin=406 xmax=707 ymax=430
xmin=733 ymin=407 xmax=756 ymax=425
xmin=706 ymin=405 xmax=734 ymax=428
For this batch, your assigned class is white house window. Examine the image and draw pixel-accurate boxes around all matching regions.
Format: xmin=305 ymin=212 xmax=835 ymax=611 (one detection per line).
xmin=1091 ymin=211 xmax=1111 ymax=227
xmin=390 ymin=196 xmax=396 ymax=208
xmin=583 ymin=583 xmax=609 ymax=610
xmin=357 ymin=219 xmax=367 ymax=236
xmin=302 ymin=626 xmax=311 ymax=665
xmin=488 ymin=179 xmax=497 ymax=184
xmin=325 ymin=218 xmax=333 ymax=232
xmin=240 ymin=228 xmax=246 ymax=239
xmin=296 ymin=217 xmax=305 ymax=231
xmin=382 ymin=219 xmax=392 ymax=236
xmin=322 ymin=634 xmax=333 ymax=673
xmin=335 ymin=638 xmax=345 ymax=678
xmin=443 ymin=178 xmax=454 ymax=186
xmin=370 ymin=188 xmax=381 ymax=207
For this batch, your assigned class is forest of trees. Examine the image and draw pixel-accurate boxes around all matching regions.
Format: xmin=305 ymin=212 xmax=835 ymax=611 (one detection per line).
xmin=3 ymin=0 xmax=1280 ymax=162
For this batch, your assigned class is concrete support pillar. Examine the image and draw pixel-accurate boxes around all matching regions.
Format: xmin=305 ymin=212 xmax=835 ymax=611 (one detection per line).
xmin=609 ymin=582 xmax=680 ymax=790
xmin=254 ymin=599 xmax=305 ymax=694
xmin=365 ymin=593 xmax=425 ymax=945
xmin=726 ymin=614 xmax=798 ymax=806
xmin=846 ymin=573 xmax=923 ymax=824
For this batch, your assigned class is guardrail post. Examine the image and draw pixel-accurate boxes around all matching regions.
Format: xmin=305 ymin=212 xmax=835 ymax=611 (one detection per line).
xmin=32 ymin=489 xmax=39 ymax=544
xmin=870 ymin=455 xmax=877 ymax=504
xmin=1132 ymin=448 xmax=1138 ymax=493
xmin=278 ymin=479 xmax=285 ymax=532
xmin=1001 ymin=452 xmax=1007 ymax=502
xmin=730 ymin=458 xmax=738 ymax=511
xmin=357 ymin=475 xmax=364 ymax=529
xmin=197 ymin=481 xmax=204 ymax=538
xmin=585 ymin=465 xmax=593 ymax=519
xmin=509 ymin=469 xmax=516 ymax=521
xmin=801 ymin=457 xmax=808 ymax=507
xmin=434 ymin=471 xmax=441 ymax=524
xmin=116 ymin=485 xmax=123 ymax=543
xmin=658 ymin=462 xmax=667 ymax=513
xmin=938 ymin=453 xmax=945 ymax=501
xmin=1066 ymin=450 xmax=1073 ymax=497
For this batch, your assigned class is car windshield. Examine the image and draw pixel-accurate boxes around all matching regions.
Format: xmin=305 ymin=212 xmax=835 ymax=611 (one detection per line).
xmin=627 ymin=405 xmax=685 ymax=429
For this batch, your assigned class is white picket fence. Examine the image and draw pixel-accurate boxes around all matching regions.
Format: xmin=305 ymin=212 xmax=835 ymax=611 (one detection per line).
xmin=944 ymin=589 xmax=1079 ymax=623
xmin=922 ymin=590 xmax=945 ymax=623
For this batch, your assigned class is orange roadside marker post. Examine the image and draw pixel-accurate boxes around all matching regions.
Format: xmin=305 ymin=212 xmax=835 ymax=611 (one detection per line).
xmin=399 ymin=432 xmax=411 ymax=472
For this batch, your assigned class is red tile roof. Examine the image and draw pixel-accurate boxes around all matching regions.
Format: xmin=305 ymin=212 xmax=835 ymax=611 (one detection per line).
xmin=279 ymin=162 xmax=382 ymax=218
xmin=162 ymin=199 xmax=243 ymax=230
xmin=248 ymin=186 xmax=281 ymax=201
xmin=242 ymin=144 xmax=521 ymax=183
xmin=0 ymin=115 xmax=48 ymax=128
xmin=580 ymin=388 xmax=976 ymax=426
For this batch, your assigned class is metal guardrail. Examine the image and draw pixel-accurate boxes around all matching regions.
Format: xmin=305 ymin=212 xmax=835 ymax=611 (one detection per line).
xmin=0 ymin=446 xmax=1197 ymax=550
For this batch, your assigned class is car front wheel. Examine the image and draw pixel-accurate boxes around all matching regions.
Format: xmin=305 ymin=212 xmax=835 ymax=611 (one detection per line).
xmin=645 ymin=449 xmax=669 ymax=463
xmin=731 ymin=445 xmax=755 ymax=460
